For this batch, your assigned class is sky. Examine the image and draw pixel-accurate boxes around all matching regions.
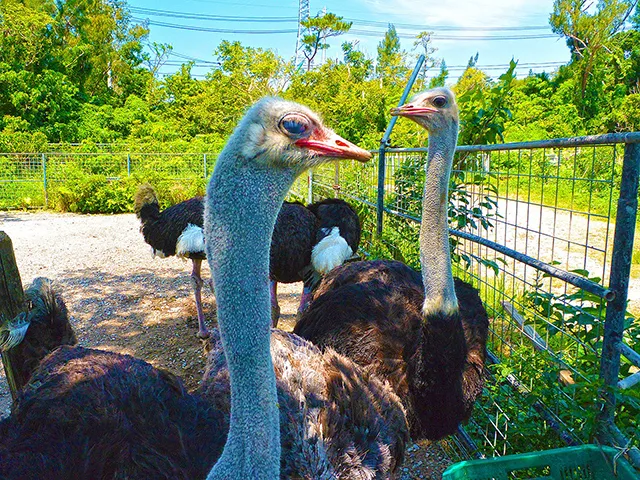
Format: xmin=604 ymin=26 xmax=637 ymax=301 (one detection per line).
xmin=127 ymin=0 xmax=572 ymax=83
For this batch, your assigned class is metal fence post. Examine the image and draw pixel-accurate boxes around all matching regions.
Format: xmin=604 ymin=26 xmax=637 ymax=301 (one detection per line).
xmin=377 ymin=54 xmax=426 ymax=235
xmin=203 ymin=154 xmax=208 ymax=180
xmin=376 ymin=145 xmax=386 ymax=235
xmin=307 ymin=169 xmax=313 ymax=204
xmin=599 ymin=142 xmax=639 ymax=431
xmin=41 ymin=153 xmax=48 ymax=209
xmin=127 ymin=154 xmax=131 ymax=176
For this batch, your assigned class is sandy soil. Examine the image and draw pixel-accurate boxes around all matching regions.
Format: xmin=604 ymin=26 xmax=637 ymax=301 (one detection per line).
xmin=457 ymin=197 xmax=639 ymax=314
xmin=0 ymin=211 xmax=452 ymax=479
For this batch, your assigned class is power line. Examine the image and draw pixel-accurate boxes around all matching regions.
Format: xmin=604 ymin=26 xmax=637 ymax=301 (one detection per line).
xmin=168 ymin=51 xmax=220 ymax=64
xmin=349 ymin=29 xmax=556 ymax=40
xmin=135 ymin=17 xmax=556 ymax=41
xmin=345 ymin=19 xmax=550 ymax=31
xmin=134 ymin=18 xmax=298 ymax=34
xmin=130 ymin=6 xmax=552 ymax=32
xmin=130 ymin=7 xmax=297 ymax=22
xmin=173 ymin=0 xmax=298 ymax=10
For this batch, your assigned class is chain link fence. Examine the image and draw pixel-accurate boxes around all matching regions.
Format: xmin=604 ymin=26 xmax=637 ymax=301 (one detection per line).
xmin=0 ymin=152 xmax=216 ymax=210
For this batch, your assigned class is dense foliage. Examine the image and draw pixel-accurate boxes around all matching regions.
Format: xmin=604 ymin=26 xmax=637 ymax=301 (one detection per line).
xmin=1 ymin=0 xmax=639 ymax=153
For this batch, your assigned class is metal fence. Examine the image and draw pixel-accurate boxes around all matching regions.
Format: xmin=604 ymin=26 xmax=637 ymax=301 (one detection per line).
xmin=290 ymin=132 xmax=640 ymax=467
xmin=1 ymin=138 xmax=639 ymax=467
xmin=0 ymin=152 xmax=216 ymax=210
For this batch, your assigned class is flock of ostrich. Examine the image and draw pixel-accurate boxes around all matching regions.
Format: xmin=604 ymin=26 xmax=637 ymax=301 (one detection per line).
xmin=0 ymin=87 xmax=490 ymax=479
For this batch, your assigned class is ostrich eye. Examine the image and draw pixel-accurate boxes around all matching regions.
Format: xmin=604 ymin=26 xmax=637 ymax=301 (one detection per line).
xmin=432 ymin=96 xmax=447 ymax=108
xmin=280 ymin=114 xmax=310 ymax=136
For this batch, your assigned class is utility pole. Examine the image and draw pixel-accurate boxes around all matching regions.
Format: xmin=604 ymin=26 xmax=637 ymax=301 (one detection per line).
xmin=294 ymin=0 xmax=311 ymax=68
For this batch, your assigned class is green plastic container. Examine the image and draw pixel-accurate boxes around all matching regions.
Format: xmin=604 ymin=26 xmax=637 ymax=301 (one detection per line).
xmin=442 ymin=445 xmax=638 ymax=480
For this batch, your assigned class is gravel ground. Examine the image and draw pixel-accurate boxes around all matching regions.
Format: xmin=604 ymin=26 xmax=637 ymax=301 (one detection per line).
xmin=0 ymin=211 xmax=453 ymax=479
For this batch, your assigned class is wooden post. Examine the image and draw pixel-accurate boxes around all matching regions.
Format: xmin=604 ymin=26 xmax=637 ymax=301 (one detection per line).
xmin=0 ymin=231 xmax=27 ymax=401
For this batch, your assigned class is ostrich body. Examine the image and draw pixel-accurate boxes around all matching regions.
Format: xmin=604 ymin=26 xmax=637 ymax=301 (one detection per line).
xmin=1 ymin=338 xmax=407 ymax=479
xmin=307 ymin=198 xmax=361 ymax=260
xmin=306 ymin=197 xmax=361 ymax=289
xmin=0 ymin=345 xmax=227 ymax=480
xmin=134 ymin=187 xmax=211 ymax=339
xmin=135 ymin=188 xmax=359 ymax=329
xmin=295 ymin=88 xmax=489 ymax=441
xmin=270 ymin=197 xmax=361 ymax=325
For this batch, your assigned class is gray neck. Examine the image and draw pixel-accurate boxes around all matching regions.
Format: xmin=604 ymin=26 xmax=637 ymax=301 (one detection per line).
xmin=205 ymin=153 xmax=297 ymax=478
xmin=420 ymin=124 xmax=459 ymax=317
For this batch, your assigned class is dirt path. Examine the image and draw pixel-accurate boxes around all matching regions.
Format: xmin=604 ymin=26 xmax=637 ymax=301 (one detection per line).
xmin=458 ymin=197 xmax=639 ymax=313
xmin=0 ymin=211 xmax=452 ymax=479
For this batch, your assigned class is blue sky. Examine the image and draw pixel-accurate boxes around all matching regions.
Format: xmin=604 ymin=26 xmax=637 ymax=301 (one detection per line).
xmin=128 ymin=0 xmax=571 ymax=83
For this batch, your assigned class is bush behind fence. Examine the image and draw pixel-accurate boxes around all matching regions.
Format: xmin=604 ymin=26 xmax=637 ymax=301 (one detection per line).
xmin=0 ymin=152 xmax=216 ymax=212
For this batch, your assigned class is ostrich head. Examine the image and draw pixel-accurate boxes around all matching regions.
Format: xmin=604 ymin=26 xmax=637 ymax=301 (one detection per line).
xmin=234 ymin=97 xmax=371 ymax=172
xmin=390 ymin=87 xmax=458 ymax=132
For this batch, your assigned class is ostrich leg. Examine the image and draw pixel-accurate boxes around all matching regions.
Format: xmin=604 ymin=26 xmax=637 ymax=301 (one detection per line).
xmin=191 ymin=258 xmax=210 ymax=339
xmin=297 ymin=286 xmax=312 ymax=314
xmin=270 ymin=281 xmax=281 ymax=328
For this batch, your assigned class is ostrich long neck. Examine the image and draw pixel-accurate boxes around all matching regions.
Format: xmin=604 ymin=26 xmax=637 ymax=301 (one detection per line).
xmin=206 ymin=153 xmax=297 ymax=478
xmin=420 ymin=123 xmax=459 ymax=317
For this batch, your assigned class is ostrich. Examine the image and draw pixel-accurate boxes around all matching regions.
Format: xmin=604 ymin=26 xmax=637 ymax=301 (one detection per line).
xmin=135 ymin=189 xmax=359 ymax=331
xmin=0 ymin=277 xmax=407 ymax=479
xmin=1 ymin=98 xmax=409 ymax=479
xmin=294 ymin=87 xmax=490 ymax=441
xmin=0 ymin=277 xmax=77 ymax=390
xmin=134 ymin=186 xmax=212 ymax=339
xmin=270 ymin=197 xmax=361 ymax=325
xmin=305 ymin=197 xmax=361 ymax=293
xmin=203 ymin=96 xmax=379 ymax=478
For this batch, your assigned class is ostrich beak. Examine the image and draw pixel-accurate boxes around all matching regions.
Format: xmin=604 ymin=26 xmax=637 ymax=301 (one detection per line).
xmin=295 ymin=131 xmax=371 ymax=163
xmin=390 ymin=103 xmax=438 ymax=118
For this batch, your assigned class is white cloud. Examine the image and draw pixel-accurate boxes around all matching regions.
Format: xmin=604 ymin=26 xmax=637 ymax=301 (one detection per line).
xmin=358 ymin=0 xmax=554 ymax=28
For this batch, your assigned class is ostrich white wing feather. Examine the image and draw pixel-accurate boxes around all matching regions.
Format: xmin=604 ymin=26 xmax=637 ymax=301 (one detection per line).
xmin=311 ymin=227 xmax=353 ymax=275
xmin=176 ymin=224 xmax=206 ymax=257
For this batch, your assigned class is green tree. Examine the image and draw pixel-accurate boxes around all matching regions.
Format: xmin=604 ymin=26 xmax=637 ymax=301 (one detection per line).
xmin=376 ymin=24 xmax=407 ymax=85
xmin=429 ymin=60 xmax=449 ymax=88
xmin=550 ymin=0 xmax=638 ymax=117
xmin=48 ymin=0 xmax=149 ymax=98
xmin=341 ymin=41 xmax=373 ymax=82
xmin=0 ymin=0 xmax=56 ymax=71
xmin=455 ymin=60 xmax=517 ymax=147
xmin=633 ymin=2 xmax=640 ymax=27
xmin=301 ymin=12 xmax=352 ymax=72
xmin=413 ymin=31 xmax=437 ymax=82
